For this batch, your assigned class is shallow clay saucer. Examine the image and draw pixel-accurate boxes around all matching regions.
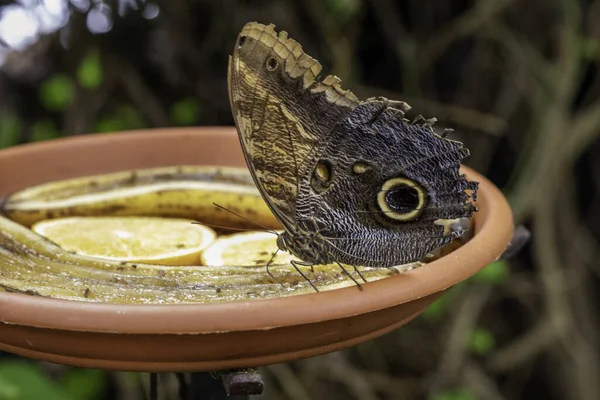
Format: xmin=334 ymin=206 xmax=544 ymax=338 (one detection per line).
xmin=0 ymin=127 xmax=513 ymax=372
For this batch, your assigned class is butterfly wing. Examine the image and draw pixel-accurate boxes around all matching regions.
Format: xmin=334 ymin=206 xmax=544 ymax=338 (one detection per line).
xmin=227 ymin=22 xmax=359 ymax=230
xmin=295 ymin=100 xmax=479 ymax=266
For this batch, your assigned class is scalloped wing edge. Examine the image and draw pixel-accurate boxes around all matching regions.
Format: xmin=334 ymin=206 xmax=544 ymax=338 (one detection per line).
xmin=240 ymin=22 xmax=360 ymax=109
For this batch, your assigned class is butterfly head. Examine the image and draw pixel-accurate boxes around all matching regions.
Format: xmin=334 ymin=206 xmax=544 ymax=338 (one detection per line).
xmin=276 ymin=227 xmax=332 ymax=265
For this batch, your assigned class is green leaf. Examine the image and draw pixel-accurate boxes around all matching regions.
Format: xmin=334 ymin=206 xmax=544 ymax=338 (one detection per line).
xmin=94 ymin=117 xmax=124 ymax=133
xmin=116 ymin=105 xmax=145 ymax=129
xmin=433 ymin=388 xmax=478 ymax=400
xmin=468 ymin=327 xmax=496 ymax=355
xmin=93 ymin=105 xmax=145 ymax=133
xmin=0 ymin=360 xmax=75 ymax=400
xmin=170 ymin=97 xmax=201 ymax=126
xmin=0 ymin=373 xmax=20 ymax=400
xmin=422 ymin=294 xmax=450 ymax=321
xmin=325 ymin=0 xmax=361 ymax=24
xmin=582 ymin=38 xmax=599 ymax=60
xmin=0 ymin=111 xmax=22 ymax=148
xmin=61 ymin=369 xmax=105 ymax=400
xmin=39 ymin=74 xmax=75 ymax=111
xmin=77 ymin=50 xmax=103 ymax=90
xmin=472 ymin=260 xmax=509 ymax=284
xmin=30 ymin=120 xmax=61 ymax=142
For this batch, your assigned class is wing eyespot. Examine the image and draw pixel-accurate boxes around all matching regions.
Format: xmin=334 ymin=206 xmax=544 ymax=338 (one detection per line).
xmin=238 ymin=36 xmax=246 ymax=49
xmin=266 ymin=57 xmax=279 ymax=71
xmin=311 ymin=160 xmax=334 ymax=193
xmin=376 ymin=177 xmax=427 ymax=222
xmin=352 ymin=162 xmax=370 ymax=175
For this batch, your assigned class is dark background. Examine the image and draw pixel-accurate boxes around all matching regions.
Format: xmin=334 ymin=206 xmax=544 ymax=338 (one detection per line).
xmin=0 ymin=0 xmax=599 ymax=399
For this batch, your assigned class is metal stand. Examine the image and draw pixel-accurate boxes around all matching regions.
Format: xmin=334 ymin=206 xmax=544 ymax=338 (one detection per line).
xmin=148 ymin=368 xmax=264 ymax=399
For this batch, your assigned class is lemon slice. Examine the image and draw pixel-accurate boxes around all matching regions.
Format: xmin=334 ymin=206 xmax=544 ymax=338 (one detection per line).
xmin=32 ymin=216 xmax=216 ymax=266
xmin=201 ymin=231 xmax=297 ymax=267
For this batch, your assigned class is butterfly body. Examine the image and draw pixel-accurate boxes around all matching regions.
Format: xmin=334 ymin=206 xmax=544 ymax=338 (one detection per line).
xmin=228 ymin=22 xmax=478 ymax=269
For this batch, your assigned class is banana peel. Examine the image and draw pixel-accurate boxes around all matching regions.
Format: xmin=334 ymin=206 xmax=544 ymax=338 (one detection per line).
xmin=0 ymin=166 xmax=412 ymax=304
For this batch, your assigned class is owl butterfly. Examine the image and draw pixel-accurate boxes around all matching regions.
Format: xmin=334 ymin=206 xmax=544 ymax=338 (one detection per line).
xmin=227 ymin=22 xmax=478 ymax=289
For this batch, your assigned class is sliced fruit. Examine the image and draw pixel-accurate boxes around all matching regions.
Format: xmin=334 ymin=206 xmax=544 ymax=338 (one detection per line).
xmin=32 ymin=216 xmax=216 ymax=266
xmin=201 ymin=230 xmax=296 ymax=267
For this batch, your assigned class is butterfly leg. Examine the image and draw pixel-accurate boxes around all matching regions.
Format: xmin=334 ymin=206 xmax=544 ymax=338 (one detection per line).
xmin=290 ymin=260 xmax=319 ymax=292
xmin=387 ymin=266 xmax=400 ymax=275
xmin=353 ymin=265 xmax=368 ymax=283
xmin=335 ymin=261 xmax=364 ymax=291
xmin=265 ymin=249 xmax=286 ymax=289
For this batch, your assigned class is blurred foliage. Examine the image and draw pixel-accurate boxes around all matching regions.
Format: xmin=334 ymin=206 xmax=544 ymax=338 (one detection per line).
xmin=468 ymin=327 xmax=496 ymax=355
xmin=77 ymin=50 xmax=103 ymax=90
xmin=170 ymin=97 xmax=202 ymax=126
xmin=0 ymin=361 xmax=105 ymax=400
xmin=433 ymin=389 xmax=477 ymax=400
xmin=39 ymin=75 xmax=75 ymax=112
xmin=471 ymin=260 xmax=509 ymax=285
xmin=0 ymin=111 xmax=21 ymax=148
xmin=325 ymin=0 xmax=362 ymax=25
xmin=0 ymin=0 xmax=599 ymax=399
xmin=30 ymin=119 xmax=61 ymax=142
xmin=94 ymin=104 xmax=145 ymax=132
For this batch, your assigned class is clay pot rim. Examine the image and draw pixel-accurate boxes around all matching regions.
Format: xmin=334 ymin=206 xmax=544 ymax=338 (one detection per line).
xmin=0 ymin=127 xmax=513 ymax=335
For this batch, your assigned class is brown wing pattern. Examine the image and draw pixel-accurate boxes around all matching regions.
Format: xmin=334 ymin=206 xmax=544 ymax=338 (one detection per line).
xmin=228 ymin=22 xmax=359 ymax=229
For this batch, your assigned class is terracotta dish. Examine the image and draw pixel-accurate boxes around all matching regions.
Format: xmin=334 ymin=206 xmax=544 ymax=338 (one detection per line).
xmin=0 ymin=127 xmax=513 ymax=372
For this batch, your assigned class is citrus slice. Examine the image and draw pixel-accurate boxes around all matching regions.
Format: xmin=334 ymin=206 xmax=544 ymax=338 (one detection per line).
xmin=32 ymin=216 xmax=216 ymax=266
xmin=201 ymin=231 xmax=297 ymax=267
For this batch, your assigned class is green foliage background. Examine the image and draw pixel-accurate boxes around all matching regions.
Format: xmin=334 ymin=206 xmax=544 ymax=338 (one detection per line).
xmin=1 ymin=0 xmax=599 ymax=399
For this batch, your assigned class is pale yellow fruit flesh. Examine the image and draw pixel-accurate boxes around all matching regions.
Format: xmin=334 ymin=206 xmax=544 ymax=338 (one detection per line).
xmin=201 ymin=231 xmax=296 ymax=267
xmin=32 ymin=216 xmax=216 ymax=266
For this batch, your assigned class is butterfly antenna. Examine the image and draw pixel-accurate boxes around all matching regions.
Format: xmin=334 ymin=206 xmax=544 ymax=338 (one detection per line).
xmin=335 ymin=261 xmax=364 ymax=290
xmin=191 ymin=222 xmax=259 ymax=232
xmin=265 ymin=248 xmax=286 ymax=289
xmin=212 ymin=203 xmax=279 ymax=235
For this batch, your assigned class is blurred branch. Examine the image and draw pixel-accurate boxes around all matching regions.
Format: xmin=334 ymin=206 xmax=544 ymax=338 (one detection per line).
xmin=419 ymin=0 xmax=518 ymax=67
xmin=507 ymin=11 xmax=583 ymax=221
xmin=320 ymin=351 xmax=421 ymax=400
xmin=266 ymin=364 xmax=312 ymax=400
xmin=462 ymin=361 xmax=507 ymax=400
xmin=487 ymin=318 xmax=561 ymax=373
xmin=368 ymin=0 xmax=421 ymax=95
xmin=566 ymin=210 xmax=600 ymax=279
xmin=429 ymin=285 xmax=492 ymax=392
xmin=567 ymin=100 xmax=600 ymax=159
xmin=118 ymin=62 xmax=169 ymax=127
xmin=357 ymin=371 xmax=420 ymax=399
xmin=533 ymin=171 xmax=599 ymax=400
xmin=305 ymin=0 xmax=357 ymax=80
xmin=325 ymin=353 xmax=379 ymax=400
xmin=485 ymin=22 xmax=556 ymax=94
xmin=350 ymin=83 xmax=507 ymax=135
xmin=494 ymin=1 xmax=600 ymax=397
xmin=354 ymin=340 xmax=390 ymax=374
xmin=63 ymin=74 xmax=116 ymax=135
xmin=558 ymin=183 xmax=600 ymax=399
